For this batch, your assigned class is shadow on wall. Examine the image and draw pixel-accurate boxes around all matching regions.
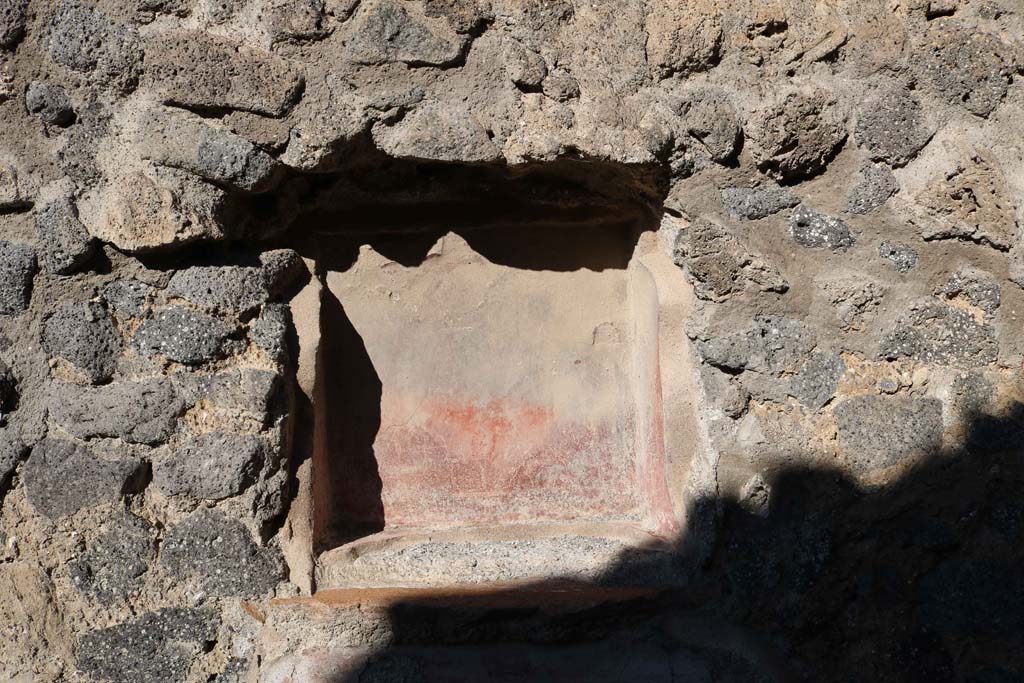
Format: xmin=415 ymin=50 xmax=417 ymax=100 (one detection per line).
xmin=326 ymin=405 xmax=1024 ymax=682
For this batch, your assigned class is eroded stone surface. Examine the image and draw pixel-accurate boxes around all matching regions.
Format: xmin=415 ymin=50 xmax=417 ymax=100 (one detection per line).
xmin=789 ymin=205 xmax=855 ymax=252
xmin=34 ymin=196 xmax=96 ymax=275
xmin=68 ymin=512 xmax=155 ymax=603
xmin=22 ymin=438 xmax=142 ymax=518
xmin=721 ymin=185 xmax=799 ymax=221
xmin=881 ymin=301 xmax=998 ymax=368
xmin=0 ymin=241 xmax=36 ymax=314
xmin=49 ymin=378 xmax=184 ymax=444
xmin=161 ymin=509 xmax=284 ymax=598
xmin=131 ymin=306 xmax=239 ymax=364
xmin=41 ymin=301 xmax=122 ymax=383
xmin=835 ymin=395 xmax=943 ymax=473
xmin=154 ymin=431 xmax=263 ymax=500
xmin=673 ymin=217 xmax=787 ymax=301
xmin=77 ymin=608 xmax=219 ymax=683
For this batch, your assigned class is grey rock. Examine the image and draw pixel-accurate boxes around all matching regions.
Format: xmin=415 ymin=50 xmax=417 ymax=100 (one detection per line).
xmin=160 ymin=509 xmax=285 ymax=597
xmin=912 ymin=23 xmax=1011 ymax=117
xmin=77 ymin=607 xmax=219 ymax=683
xmin=720 ymin=184 xmax=799 ymax=220
xmin=789 ymin=205 xmax=855 ymax=252
xmin=41 ymin=301 xmax=122 ymax=383
xmin=1011 ymin=244 xmax=1024 ymax=291
xmin=694 ymin=315 xmax=815 ymax=374
xmin=645 ymin=4 xmax=722 ymax=78
xmin=935 ymin=268 xmax=1000 ymax=314
xmin=146 ymin=31 xmax=304 ymax=117
xmin=68 ymin=512 xmax=155 ymax=603
xmin=0 ymin=240 xmax=37 ymax=314
xmin=212 ymin=658 xmax=251 ymax=683
xmin=789 ymin=351 xmax=845 ymax=410
xmin=0 ymin=431 xmax=26 ymax=487
xmin=166 ymin=249 xmax=304 ymax=312
xmin=174 ymin=367 xmax=280 ymax=422
xmin=25 ymin=81 xmax=76 ymax=127
xmin=46 ymin=1 xmax=143 ymax=93
xmin=913 ymin=152 xmax=1016 ymax=251
xmin=207 ymin=368 xmax=281 ymax=421
xmin=948 ymin=371 xmax=994 ymax=418
xmin=22 ymin=438 xmax=143 ymax=518
xmin=49 ymin=377 xmax=184 ymax=444
xmin=346 ymin=0 xmax=466 ymax=67
xmin=154 ymin=431 xmax=263 ymax=500
xmin=263 ymin=0 xmax=326 ymax=43
xmin=136 ymin=108 xmax=279 ymax=192
xmin=746 ymin=315 xmax=817 ymax=374
xmin=0 ymin=0 xmax=27 ymax=48
xmin=57 ymin=101 xmax=111 ymax=185
xmin=0 ymin=161 xmax=30 ymax=210
xmin=878 ymin=240 xmax=918 ymax=273
xmin=251 ymin=303 xmax=292 ymax=362
xmin=846 ymin=163 xmax=898 ymax=214
xmin=423 ymin=0 xmax=489 ymax=33
xmin=672 ymin=217 xmax=787 ymax=301
xmin=34 ymin=196 xmax=96 ymax=275
xmin=746 ymin=88 xmax=847 ymax=181
xmin=103 ymin=278 xmax=152 ymax=316
xmin=541 ymin=69 xmax=580 ymax=102
xmin=678 ymin=90 xmax=741 ymax=165
xmin=854 ymin=88 xmax=933 ymax=166
xmin=880 ymin=301 xmax=998 ymax=368
xmin=504 ymin=39 xmax=546 ymax=89
xmin=131 ymin=305 xmax=238 ymax=364
xmin=834 ymin=395 xmax=943 ymax=473
xmin=373 ymin=101 xmax=501 ymax=163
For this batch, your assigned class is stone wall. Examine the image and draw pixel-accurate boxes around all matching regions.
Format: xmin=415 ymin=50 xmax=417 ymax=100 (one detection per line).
xmin=0 ymin=0 xmax=1022 ymax=681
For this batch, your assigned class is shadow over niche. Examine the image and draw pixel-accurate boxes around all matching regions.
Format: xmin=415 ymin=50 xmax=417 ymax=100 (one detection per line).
xmin=312 ymin=406 xmax=1024 ymax=682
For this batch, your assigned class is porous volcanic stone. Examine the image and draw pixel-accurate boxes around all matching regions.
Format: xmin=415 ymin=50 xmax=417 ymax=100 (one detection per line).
xmin=789 ymin=205 xmax=855 ymax=252
xmin=250 ymin=303 xmax=292 ymax=362
xmin=0 ymin=0 xmax=27 ymax=49
xmin=673 ymin=218 xmax=787 ymax=301
xmin=160 ymin=508 xmax=284 ymax=598
xmin=22 ymin=438 xmax=143 ymax=518
xmin=25 ymin=81 xmax=76 ymax=127
xmin=145 ymin=31 xmax=303 ymax=116
xmin=879 ymin=241 xmax=918 ymax=273
xmin=166 ymin=249 xmax=304 ymax=313
xmin=34 ymin=196 xmax=96 ymax=275
xmin=855 ymin=88 xmax=932 ymax=166
xmin=103 ymin=278 xmax=151 ymax=316
xmin=0 ymin=431 xmax=26 ymax=487
xmin=847 ymin=163 xmax=898 ymax=214
xmin=45 ymin=0 xmax=143 ymax=93
xmin=77 ymin=607 xmax=219 ymax=683
xmin=789 ymin=351 xmax=845 ymax=410
xmin=68 ymin=512 xmax=155 ymax=603
xmin=49 ymin=377 xmax=184 ymax=444
xmin=0 ymin=241 xmax=37 ymax=313
xmin=881 ymin=301 xmax=998 ymax=368
xmin=720 ymin=184 xmax=799 ymax=220
xmin=746 ymin=88 xmax=847 ymax=181
xmin=131 ymin=305 xmax=238 ymax=364
xmin=834 ymin=395 xmax=943 ymax=473
xmin=154 ymin=431 xmax=263 ymax=500
xmin=41 ymin=301 xmax=122 ymax=383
